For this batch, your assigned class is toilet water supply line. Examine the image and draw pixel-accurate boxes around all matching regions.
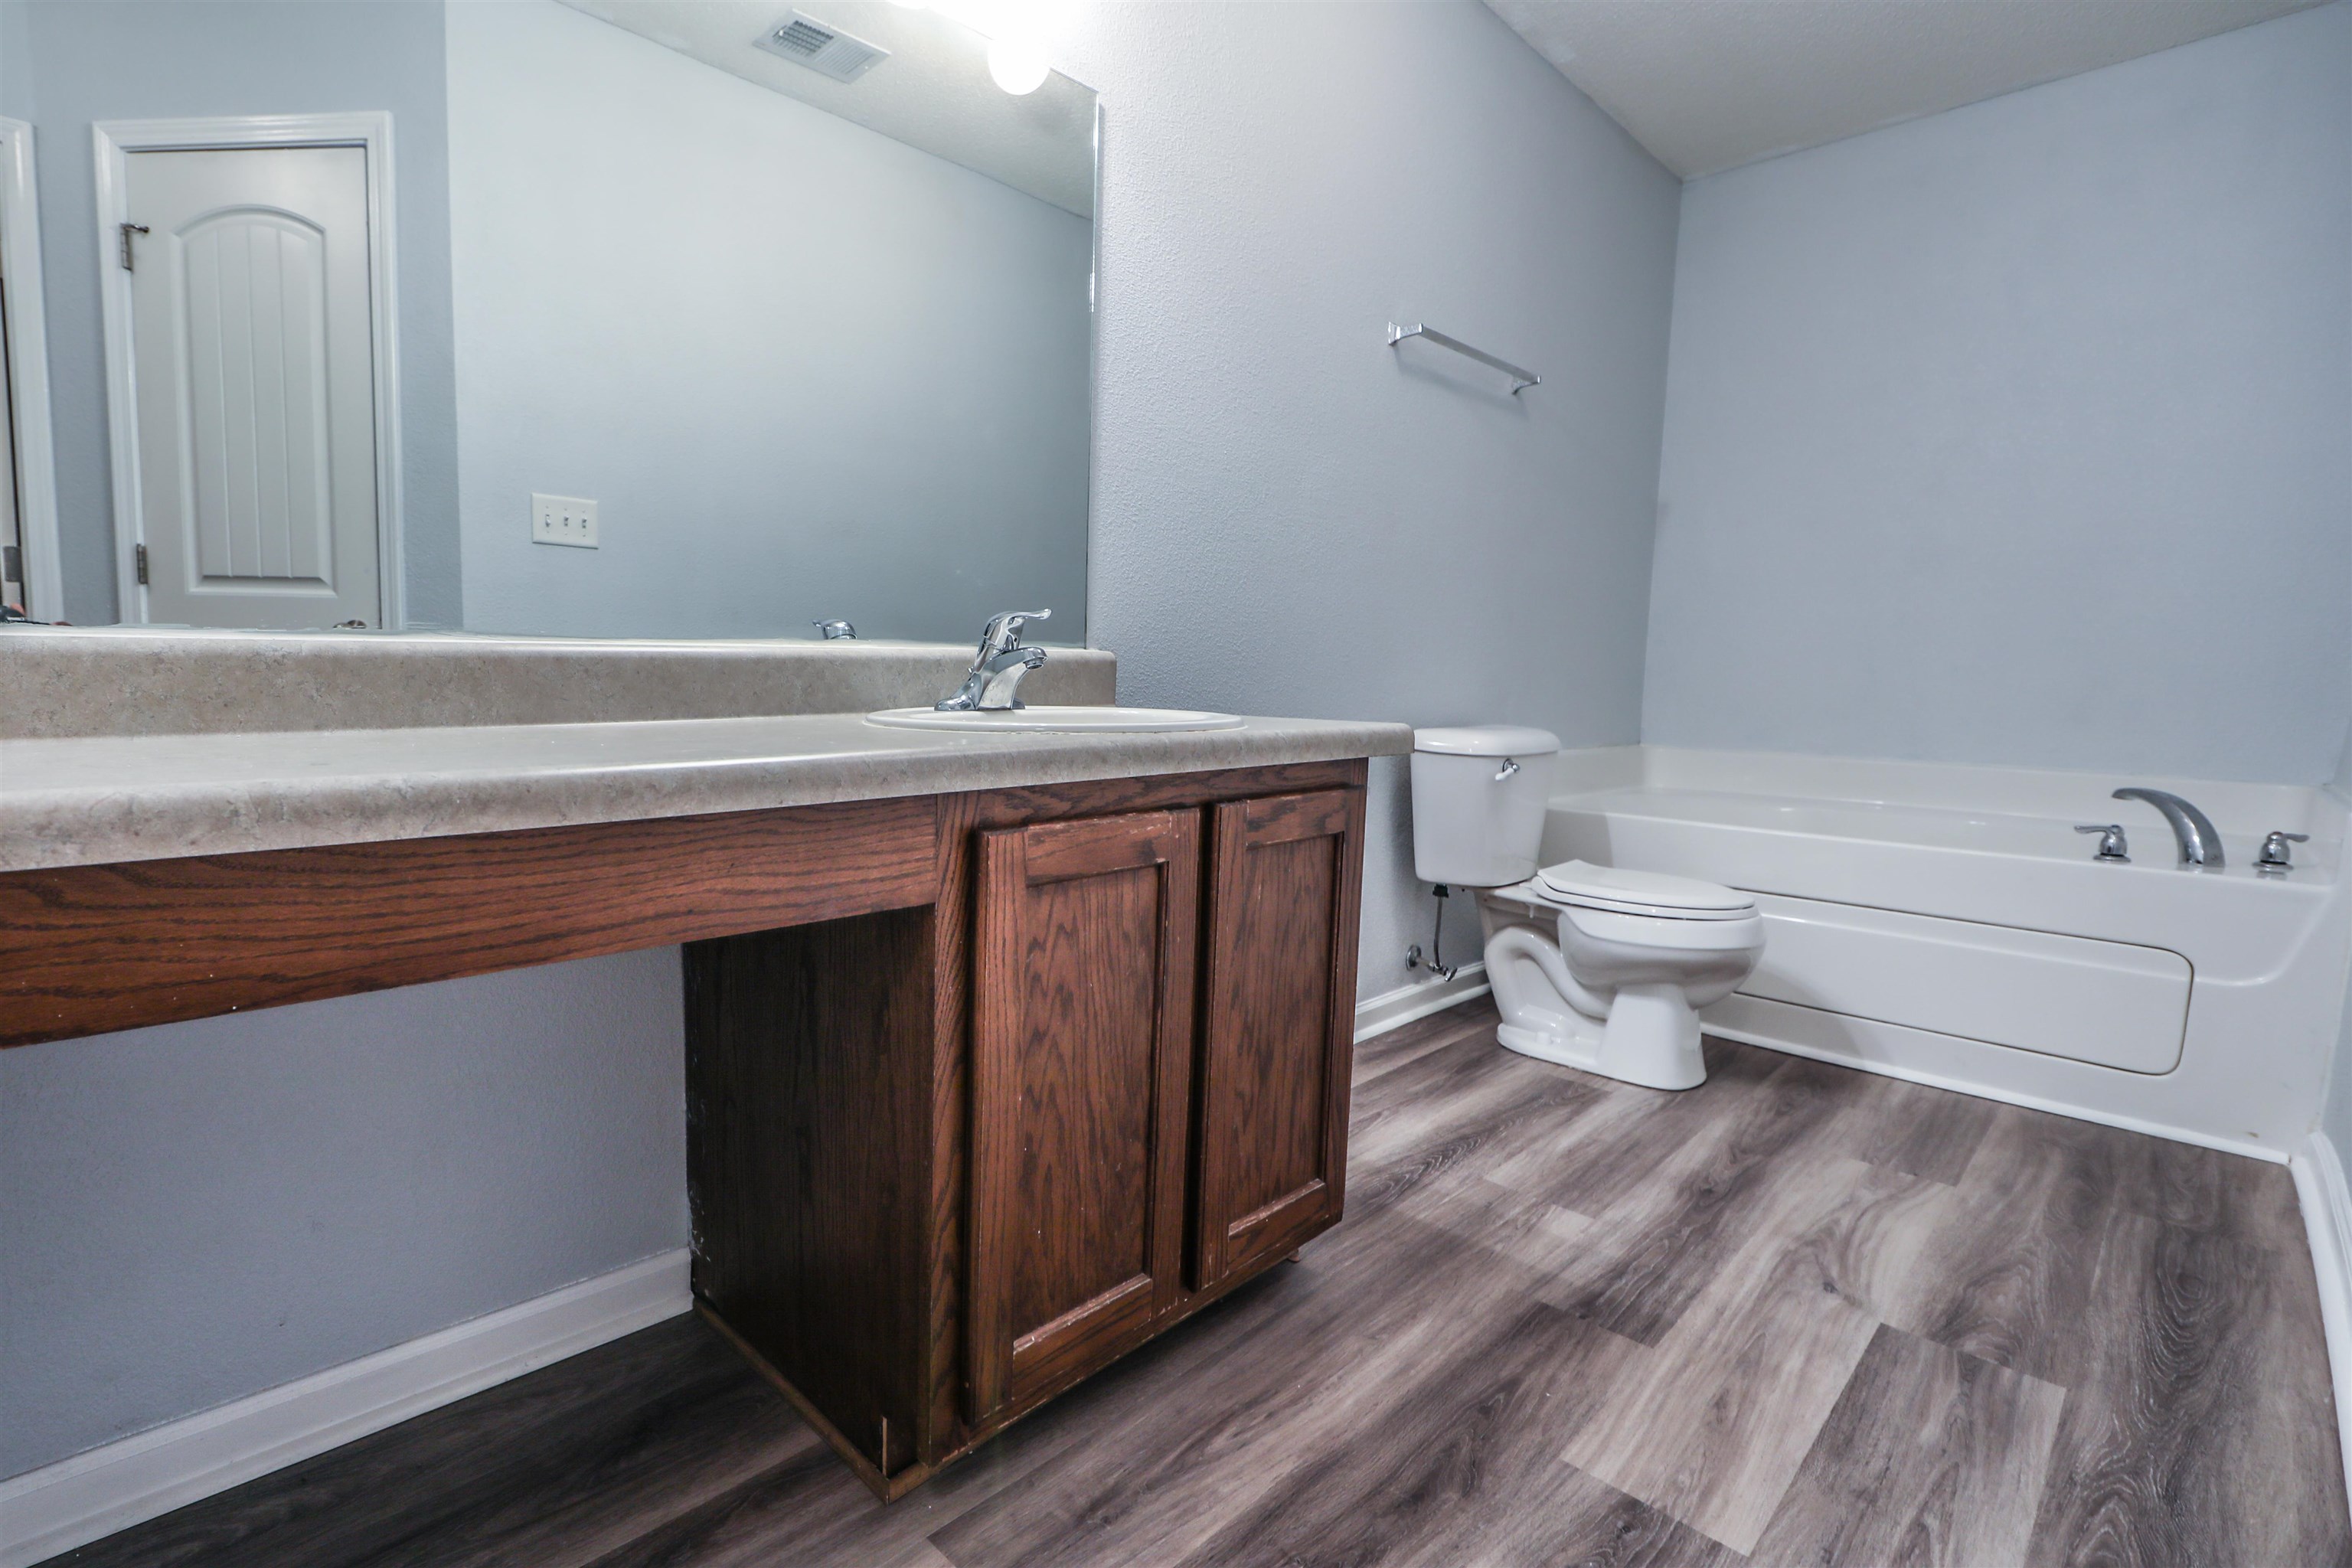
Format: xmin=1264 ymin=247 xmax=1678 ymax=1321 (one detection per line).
xmin=1409 ymin=885 xmax=1461 ymax=982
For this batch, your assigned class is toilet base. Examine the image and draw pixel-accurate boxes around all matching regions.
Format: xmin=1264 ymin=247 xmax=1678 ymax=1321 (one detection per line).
xmin=1480 ymin=893 xmax=1720 ymax=1093
xmin=1493 ymin=983 xmax=1706 ymax=1091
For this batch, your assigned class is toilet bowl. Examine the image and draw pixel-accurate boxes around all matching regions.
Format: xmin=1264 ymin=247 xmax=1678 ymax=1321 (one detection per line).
xmin=1409 ymin=725 xmax=1764 ymax=1092
xmin=1478 ymin=862 xmax=1763 ymax=1090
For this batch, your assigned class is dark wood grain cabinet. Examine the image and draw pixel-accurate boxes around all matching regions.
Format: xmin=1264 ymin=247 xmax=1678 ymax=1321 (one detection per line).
xmin=1195 ymin=789 xmax=1365 ymax=1288
xmin=968 ymin=808 xmax=1198 ymax=1420
xmin=685 ymin=762 xmax=1370 ymax=1496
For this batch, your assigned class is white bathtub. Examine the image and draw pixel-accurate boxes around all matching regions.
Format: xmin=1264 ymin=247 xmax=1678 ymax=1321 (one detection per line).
xmin=1537 ymin=747 xmax=2352 ymax=1157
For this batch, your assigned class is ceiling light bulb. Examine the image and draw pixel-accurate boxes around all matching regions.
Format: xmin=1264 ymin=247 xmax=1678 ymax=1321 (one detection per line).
xmin=987 ymin=37 xmax=1050 ymax=93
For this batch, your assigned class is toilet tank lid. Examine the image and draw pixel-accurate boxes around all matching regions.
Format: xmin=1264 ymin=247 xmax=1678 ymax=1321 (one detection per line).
xmin=1413 ymin=725 xmax=1560 ymax=758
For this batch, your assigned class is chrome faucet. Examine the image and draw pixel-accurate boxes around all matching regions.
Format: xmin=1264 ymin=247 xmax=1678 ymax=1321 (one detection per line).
xmin=2112 ymin=787 xmax=2224 ymax=869
xmin=935 ymin=609 xmax=1051 ymax=712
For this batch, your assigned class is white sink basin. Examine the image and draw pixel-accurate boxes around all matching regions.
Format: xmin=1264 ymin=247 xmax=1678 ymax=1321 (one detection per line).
xmin=866 ymin=705 xmax=1244 ymax=733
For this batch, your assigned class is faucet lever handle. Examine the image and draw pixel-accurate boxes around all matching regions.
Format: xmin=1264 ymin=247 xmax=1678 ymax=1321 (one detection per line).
xmin=2076 ymin=823 xmax=2130 ymax=861
xmin=2258 ymin=830 xmax=2310 ymax=871
xmin=976 ymin=608 xmax=1051 ymax=658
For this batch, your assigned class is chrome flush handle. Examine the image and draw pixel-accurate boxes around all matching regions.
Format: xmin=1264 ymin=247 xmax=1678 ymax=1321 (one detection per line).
xmin=1494 ymin=757 xmax=1521 ymax=782
xmin=2076 ymin=823 xmax=2130 ymax=862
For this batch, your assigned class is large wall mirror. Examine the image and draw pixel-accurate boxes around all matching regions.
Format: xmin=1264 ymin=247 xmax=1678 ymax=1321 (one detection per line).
xmin=0 ymin=0 xmax=1095 ymax=643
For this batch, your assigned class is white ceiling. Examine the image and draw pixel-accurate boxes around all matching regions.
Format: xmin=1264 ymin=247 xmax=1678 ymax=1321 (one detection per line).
xmin=559 ymin=1 xmax=1096 ymax=216
xmin=1486 ymin=0 xmax=2328 ymax=179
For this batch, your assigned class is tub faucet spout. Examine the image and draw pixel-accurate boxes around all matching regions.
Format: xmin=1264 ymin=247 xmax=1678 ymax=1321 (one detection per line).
xmin=2112 ymin=787 xmax=2224 ymax=869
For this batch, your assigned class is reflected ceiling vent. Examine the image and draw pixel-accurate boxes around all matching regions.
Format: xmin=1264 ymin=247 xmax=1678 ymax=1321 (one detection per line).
xmin=754 ymin=11 xmax=888 ymax=83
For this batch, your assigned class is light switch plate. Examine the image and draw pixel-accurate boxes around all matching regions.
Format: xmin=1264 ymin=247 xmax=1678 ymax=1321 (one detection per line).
xmin=531 ymin=494 xmax=598 ymax=548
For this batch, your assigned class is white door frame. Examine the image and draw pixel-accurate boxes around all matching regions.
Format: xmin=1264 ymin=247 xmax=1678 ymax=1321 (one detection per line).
xmin=93 ymin=113 xmax=405 ymax=629
xmin=0 ymin=116 xmax=64 ymax=620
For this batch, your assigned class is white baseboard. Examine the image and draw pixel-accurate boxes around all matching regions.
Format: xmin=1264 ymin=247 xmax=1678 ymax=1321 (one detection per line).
xmin=1355 ymin=962 xmax=1489 ymax=1043
xmin=2292 ymin=1134 xmax=2352 ymax=1514
xmin=0 ymin=1248 xmax=691 ymax=1568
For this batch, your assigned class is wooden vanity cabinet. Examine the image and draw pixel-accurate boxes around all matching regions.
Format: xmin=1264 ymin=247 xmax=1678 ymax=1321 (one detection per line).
xmin=966 ymin=808 xmax=1199 ymax=1422
xmin=1194 ymin=789 xmax=1364 ymax=1288
xmin=0 ymin=750 xmax=1378 ymax=1500
xmin=684 ymin=761 xmax=1369 ymax=1498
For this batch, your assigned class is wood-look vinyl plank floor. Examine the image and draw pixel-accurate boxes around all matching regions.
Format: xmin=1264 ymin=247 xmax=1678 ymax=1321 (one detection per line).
xmin=1872 ymin=1106 xmax=2131 ymax=1391
xmin=1540 ymin=1054 xmax=1858 ymax=1346
xmin=2026 ymin=1212 xmax=2347 ymax=1568
xmin=1746 ymin=1323 xmax=2067 ymax=1568
xmin=1561 ymin=1154 xmax=1919 ymax=1553
xmin=1168 ymin=1300 xmax=1721 ymax=1568
xmin=49 ymin=1000 xmax=2347 ymax=1568
xmin=1834 ymin=1071 xmax=1999 ymax=1186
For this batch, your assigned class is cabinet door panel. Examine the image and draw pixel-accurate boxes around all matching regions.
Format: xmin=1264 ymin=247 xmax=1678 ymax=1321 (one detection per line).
xmin=968 ymin=808 xmax=1197 ymax=1419
xmin=1196 ymin=789 xmax=1365 ymax=1286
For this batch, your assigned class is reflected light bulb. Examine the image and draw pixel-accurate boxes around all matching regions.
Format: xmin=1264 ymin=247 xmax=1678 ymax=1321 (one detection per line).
xmin=987 ymin=36 xmax=1050 ymax=93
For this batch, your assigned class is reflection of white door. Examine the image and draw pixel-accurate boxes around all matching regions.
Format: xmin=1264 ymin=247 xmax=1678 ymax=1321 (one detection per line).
xmin=0 ymin=278 xmax=21 ymax=612
xmin=0 ymin=113 xmax=51 ymax=621
xmin=121 ymin=145 xmax=381 ymax=628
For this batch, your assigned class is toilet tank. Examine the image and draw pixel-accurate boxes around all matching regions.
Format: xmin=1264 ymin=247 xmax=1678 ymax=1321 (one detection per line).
xmin=1411 ymin=726 xmax=1561 ymax=887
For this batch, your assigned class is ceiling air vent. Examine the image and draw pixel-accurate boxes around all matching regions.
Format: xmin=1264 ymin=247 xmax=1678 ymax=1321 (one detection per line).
xmin=754 ymin=11 xmax=888 ymax=83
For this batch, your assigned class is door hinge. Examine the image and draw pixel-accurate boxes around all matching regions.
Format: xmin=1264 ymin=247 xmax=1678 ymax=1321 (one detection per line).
xmin=119 ymin=221 xmax=149 ymax=271
xmin=2 ymin=544 xmax=20 ymax=585
xmin=134 ymin=543 xmax=149 ymax=585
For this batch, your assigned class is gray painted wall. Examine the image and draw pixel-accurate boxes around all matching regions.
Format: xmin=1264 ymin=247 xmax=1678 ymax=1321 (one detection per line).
xmin=1064 ymin=0 xmax=1681 ymax=992
xmin=447 ymin=0 xmax=1091 ymax=644
xmin=1642 ymin=3 xmax=2352 ymax=785
xmin=0 ymin=0 xmax=462 ymax=627
xmin=0 ymin=949 xmax=685 ymax=1478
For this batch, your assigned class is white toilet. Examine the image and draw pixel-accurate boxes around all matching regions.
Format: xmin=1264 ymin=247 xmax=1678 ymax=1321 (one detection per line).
xmin=1410 ymin=726 xmax=1765 ymax=1091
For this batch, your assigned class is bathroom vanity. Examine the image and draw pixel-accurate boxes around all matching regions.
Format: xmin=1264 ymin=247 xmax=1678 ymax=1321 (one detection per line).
xmin=0 ymin=630 xmax=1410 ymax=1498
xmin=686 ymin=761 xmax=1367 ymax=1494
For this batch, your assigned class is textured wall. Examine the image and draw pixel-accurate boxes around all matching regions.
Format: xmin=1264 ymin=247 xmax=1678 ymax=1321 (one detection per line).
xmin=1063 ymin=0 xmax=1681 ymax=991
xmin=1643 ymin=4 xmax=2352 ymax=784
xmin=0 ymin=0 xmax=462 ymax=627
xmin=0 ymin=949 xmax=686 ymax=1478
xmin=446 ymin=1 xmax=1091 ymax=643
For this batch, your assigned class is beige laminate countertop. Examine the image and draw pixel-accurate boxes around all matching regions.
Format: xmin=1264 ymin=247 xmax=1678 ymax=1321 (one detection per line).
xmin=0 ymin=711 xmax=1413 ymax=874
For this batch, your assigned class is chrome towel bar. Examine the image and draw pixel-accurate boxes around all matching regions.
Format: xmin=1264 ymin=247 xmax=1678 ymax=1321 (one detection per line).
xmin=1387 ymin=322 xmax=1540 ymax=394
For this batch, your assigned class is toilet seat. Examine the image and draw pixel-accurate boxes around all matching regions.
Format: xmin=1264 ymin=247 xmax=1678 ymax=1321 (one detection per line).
xmin=1513 ymin=860 xmax=1757 ymax=923
xmin=1556 ymin=901 xmax=1765 ymax=952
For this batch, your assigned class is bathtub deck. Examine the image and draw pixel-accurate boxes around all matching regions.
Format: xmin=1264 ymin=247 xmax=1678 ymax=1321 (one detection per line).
xmin=54 ymin=1000 xmax=2347 ymax=1568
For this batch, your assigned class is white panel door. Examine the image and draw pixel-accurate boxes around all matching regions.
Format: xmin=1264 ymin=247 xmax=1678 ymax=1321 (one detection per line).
xmin=126 ymin=145 xmax=380 ymax=629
